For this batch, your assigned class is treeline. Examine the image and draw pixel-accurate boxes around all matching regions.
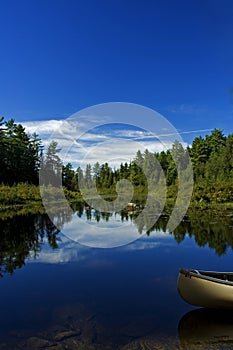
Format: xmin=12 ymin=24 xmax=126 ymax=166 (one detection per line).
xmin=189 ymin=128 xmax=233 ymax=182
xmin=0 ymin=117 xmax=233 ymax=197
xmin=62 ymin=128 xmax=233 ymax=194
xmin=0 ymin=117 xmax=62 ymax=187
xmin=0 ymin=117 xmax=43 ymax=185
xmin=62 ymin=144 xmax=187 ymax=193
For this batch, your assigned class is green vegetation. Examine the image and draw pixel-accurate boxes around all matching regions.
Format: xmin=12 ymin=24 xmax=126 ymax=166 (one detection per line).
xmin=61 ymin=128 xmax=233 ymax=210
xmin=0 ymin=117 xmax=232 ymax=211
xmin=0 ymin=183 xmax=41 ymax=205
xmin=0 ymin=117 xmax=42 ymax=185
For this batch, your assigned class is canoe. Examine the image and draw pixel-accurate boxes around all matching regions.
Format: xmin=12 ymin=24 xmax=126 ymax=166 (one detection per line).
xmin=177 ymin=268 xmax=233 ymax=309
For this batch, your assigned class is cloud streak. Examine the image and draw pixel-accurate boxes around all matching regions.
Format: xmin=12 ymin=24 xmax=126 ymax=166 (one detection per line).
xmin=21 ymin=118 xmax=203 ymax=169
xmin=22 ymin=119 xmax=176 ymax=168
xmin=167 ymin=103 xmax=207 ymax=115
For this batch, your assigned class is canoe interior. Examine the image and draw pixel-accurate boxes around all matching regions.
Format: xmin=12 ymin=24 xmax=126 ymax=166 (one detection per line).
xmin=200 ymin=271 xmax=233 ymax=282
xmin=180 ymin=269 xmax=233 ymax=283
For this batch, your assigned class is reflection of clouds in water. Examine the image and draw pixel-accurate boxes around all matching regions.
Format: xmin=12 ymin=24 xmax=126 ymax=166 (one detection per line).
xmin=62 ymin=209 xmax=171 ymax=248
xmin=29 ymin=231 xmax=174 ymax=265
xmin=121 ymin=236 xmax=172 ymax=252
xmin=62 ymin=214 xmax=144 ymax=248
xmin=29 ymin=235 xmax=82 ymax=264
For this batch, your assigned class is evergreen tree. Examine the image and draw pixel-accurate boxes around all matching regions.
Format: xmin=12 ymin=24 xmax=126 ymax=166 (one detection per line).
xmin=40 ymin=141 xmax=63 ymax=187
xmin=0 ymin=118 xmax=42 ymax=185
xmin=205 ymin=128 xmax=226 ymax=155
xmin=62 ymin=163 xmax=75 ymax=190
xmin=76 ymin=167 xmax=84 ymax=190
xmin=84 ymin=164 xmax=92 ymax=188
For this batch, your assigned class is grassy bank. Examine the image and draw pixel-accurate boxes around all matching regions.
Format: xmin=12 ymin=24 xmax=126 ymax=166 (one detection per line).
xmin=0 ymin=182 xmax=233 ymax=214
xmin=0 ymin=183 xmax=42 ymax=206
xmin=0 ymin=183 xmax=83 ymax=209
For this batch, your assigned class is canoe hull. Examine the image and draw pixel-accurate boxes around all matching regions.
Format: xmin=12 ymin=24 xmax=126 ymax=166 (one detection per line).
xmin=178 ymin=269 xmax=233 ymax=309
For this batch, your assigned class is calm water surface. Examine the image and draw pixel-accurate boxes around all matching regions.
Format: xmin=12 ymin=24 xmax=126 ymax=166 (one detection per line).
xmin=0 ymin=204 xmax=233 ymax=349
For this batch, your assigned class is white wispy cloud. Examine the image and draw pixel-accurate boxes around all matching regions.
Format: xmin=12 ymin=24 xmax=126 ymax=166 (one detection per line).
xmin=22 ymin=119 xmax=64 ymax=135
xmin=22 ymin=119 xmax=176 ymax=168
xmin=167 ymin=103 xmax=207 ymax=115
xmin=23 ymin=116 xmax=203 ymax=169
xmin=101 ymin=129 xmax=154 ymax=139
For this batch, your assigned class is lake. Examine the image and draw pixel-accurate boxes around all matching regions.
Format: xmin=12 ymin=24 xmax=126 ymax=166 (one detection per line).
xmin=0 ymin=203 xmax=233 ymax=349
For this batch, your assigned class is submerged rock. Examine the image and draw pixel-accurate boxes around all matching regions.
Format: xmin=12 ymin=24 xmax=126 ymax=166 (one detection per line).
xmin=24 ymin=336 xmax=54 ymax=349
xmin=54 ymin=329 xmax=81 ymax=341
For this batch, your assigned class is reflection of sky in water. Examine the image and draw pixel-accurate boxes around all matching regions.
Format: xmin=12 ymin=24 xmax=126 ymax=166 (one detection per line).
xmin=29 ymin=227 xmax=233 ymax=273
xmin=2 ymin=211 xmax=233 ymax=349
xmin=29 ymin=230 xmax=178 ymax=265
xmin=59 ymin=211 xmax=154 ymax=248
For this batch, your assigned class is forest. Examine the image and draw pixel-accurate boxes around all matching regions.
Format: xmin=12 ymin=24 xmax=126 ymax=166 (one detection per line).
xmin=62 ymin=128 xmax=233 ymax=190
xmin=0 ymin=117 xmax=233 ymax=207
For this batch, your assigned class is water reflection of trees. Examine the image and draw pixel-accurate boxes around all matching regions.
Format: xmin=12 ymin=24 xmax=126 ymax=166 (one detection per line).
xmin=174 ymin=213 xmax=233 ymax=256
xmin=0 ymin=213 xmax=65 ymax=277
xmin=1 ymin=203 xmax=233 ymax=277
xmin=145 ymin=211 xmax=233 ymax=256
xmin=72 ymin=201 xmax=233 ymax=256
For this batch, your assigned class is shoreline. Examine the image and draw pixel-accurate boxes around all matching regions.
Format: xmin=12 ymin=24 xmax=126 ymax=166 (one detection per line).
xmin=0 ymin=183 xmax=233 ymax=219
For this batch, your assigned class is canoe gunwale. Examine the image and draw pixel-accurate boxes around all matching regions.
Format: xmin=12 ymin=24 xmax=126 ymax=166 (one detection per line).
xmin=179 ymin=268 xmax=233 ymax=287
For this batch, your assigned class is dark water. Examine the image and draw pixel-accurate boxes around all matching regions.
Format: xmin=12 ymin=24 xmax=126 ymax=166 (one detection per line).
xmin=0 ymin=204 xmax=233 ymax=349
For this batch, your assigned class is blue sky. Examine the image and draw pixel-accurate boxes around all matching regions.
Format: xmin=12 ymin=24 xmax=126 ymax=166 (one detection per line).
xmin=0 ymin=0 xmax=233 ymax=147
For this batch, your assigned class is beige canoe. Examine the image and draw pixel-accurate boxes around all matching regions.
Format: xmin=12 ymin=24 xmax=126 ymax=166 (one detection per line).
xmin=178 ymin=268 xmax=233 ymax=308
